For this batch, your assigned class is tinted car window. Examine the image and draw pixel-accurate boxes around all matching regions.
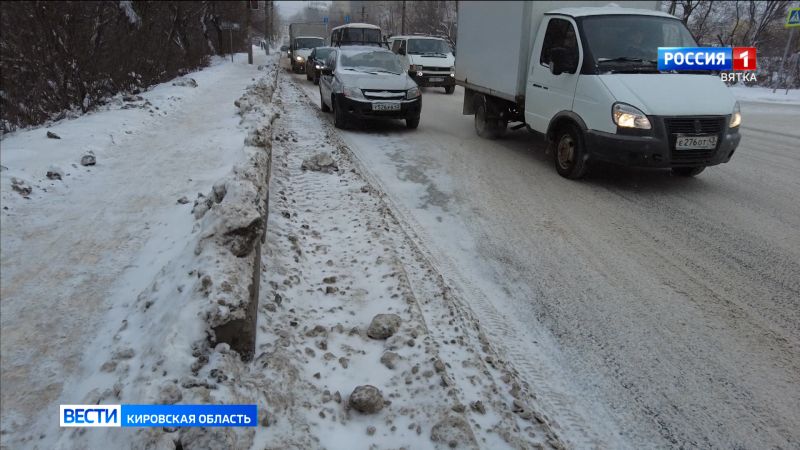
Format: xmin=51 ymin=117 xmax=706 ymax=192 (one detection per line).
xmin=315 ymin=48 xmax=333 ymax=60
xmin=407 ymin=39 xmax=450 ymax=55
xmin=341 ymin=28 xmax=381 ymax=44
xmin=340 ymin=51 xmax=403 ymax=73
xmin=540 ymin=18 xmax=578 ymax=70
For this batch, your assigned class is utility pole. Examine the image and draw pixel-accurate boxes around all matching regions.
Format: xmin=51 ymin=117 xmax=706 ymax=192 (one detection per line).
xmin=362 ymin=5 xmax=366 ymax=22
xmin=247 ymin=0 xmax=253 ymax=64
xmin=401 ymin=0 xmax=406 ymax=34
xmin=774 ymin=28 xmax=797 ymax=93
xmin=263 ymin=0 xmax=270 ymax=54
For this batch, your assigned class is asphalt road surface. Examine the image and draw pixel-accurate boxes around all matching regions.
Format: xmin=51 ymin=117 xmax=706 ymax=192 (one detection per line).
xmin=290 ymin=65 xmax=799 ymax=449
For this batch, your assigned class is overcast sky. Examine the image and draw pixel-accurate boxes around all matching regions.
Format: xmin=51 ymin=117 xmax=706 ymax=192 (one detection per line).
xmin=276 ymin=1 xmax=331 ymax=19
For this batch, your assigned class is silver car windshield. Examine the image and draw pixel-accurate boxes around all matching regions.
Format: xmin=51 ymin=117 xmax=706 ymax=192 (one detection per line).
xmin=340 ymin=51 xmax=403 ymax=74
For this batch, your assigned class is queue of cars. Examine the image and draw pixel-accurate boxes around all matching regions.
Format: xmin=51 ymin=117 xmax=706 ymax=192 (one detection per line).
xmin=287 ymin=23 xmax=454 ymax=132
xmin=288 ymin=2 xmax=741 ymax=180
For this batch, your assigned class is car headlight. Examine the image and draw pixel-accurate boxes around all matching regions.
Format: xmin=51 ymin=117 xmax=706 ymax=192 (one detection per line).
xmin=296 ymin=56 xmax=304 ymax=62
xmin=729 ymin=101 xmax=741 ymax=128
xmin=315 ymin=64 xmax=321 ymax=69
xmin=612 ymin=103 xmax=651 ymax=129
xmin=406 ymin=87 xmax=420 ymax=99
xmin=450 ymin=66 xmax=455 ymax=77
xmin=342 ymin=86 xmax=365 ymax=100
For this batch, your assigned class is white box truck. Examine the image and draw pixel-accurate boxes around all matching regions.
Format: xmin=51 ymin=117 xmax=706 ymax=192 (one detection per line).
xmin=455 ymin=1 xmax=742 ymax=179
xmin=288 ymin=23 xmax=328 ymax=73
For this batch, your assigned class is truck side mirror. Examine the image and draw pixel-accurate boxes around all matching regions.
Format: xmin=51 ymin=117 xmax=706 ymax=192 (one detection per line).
xmin=549 ymin=47 xmax=577 ymax=75
xmin=398 ymin=47 xmax=406 ymax=55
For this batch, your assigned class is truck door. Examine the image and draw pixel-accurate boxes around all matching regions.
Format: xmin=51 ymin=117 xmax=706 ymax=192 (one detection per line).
xmin=525 ymin=17 xmax=582 ymax=133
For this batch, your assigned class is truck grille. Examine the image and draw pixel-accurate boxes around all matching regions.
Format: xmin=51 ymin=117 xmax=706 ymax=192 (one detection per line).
xmin=422 ymin=66 xmax=451 ymax=73
xmin=664 ymin=117 xmax=724 ymax=134
xmin=361 ymin=90 xmax=406 ymax=100
xmin=664 ymin=117 xmax=725 ymax=166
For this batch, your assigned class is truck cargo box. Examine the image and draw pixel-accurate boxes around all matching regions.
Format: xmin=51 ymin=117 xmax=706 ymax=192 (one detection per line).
xmin=455 ymin=1 xmax=657 ymax=103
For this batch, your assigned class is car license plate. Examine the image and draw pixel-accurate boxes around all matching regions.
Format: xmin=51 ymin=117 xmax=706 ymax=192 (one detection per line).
xmin=675 ymin=135 xmax=717 ymax=150
xmin=428 ymin=77 xmax=444 ymax=82
xmin=373 ymin=102 xmax=401 ymax=111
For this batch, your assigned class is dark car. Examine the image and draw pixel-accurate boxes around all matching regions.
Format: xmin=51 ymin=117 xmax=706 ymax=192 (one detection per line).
xmin=319 ymin=47 xmax=421 ymax=130
xmin=305 ymin=47 xmax=334 ymax=85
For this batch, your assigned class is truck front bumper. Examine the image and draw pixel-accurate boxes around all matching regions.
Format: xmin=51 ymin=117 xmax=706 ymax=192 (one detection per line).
xmin=409 ymin=72 xmax=455 ymax=88
xmin=584 ymin=116 xmax=741 ymax=168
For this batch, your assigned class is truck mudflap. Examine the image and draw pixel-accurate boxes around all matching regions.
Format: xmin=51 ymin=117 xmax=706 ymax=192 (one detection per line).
xmin=584 ymin=116 xmax=740 ymax=168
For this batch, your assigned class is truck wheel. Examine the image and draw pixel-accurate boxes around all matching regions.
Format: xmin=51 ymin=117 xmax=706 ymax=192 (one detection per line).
xmin=406 ymin=116 xmax=420 ymax=129
xmin=474 ymin=102 xmax=506 ymax=139
xmin=671 ymin=166 xmax=705 ymax=177
xmin=444 ymin=85 xmax=455 ymax=94
xmin=553 ymin=125 xmax=588 ymax=179
xmin=333 ymin=96 xmax=348 ymax=129
xmin=320 ymin=87 xmax=330 ymax=112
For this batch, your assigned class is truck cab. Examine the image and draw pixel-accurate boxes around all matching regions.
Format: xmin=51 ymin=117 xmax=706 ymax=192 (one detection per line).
xmin=389 ymin=35 xmax=456 ymax=94
xmin=290 ymin=36 xmax=325 ymax=73
xmin=456 ymin=3 xmax=741 ymax=179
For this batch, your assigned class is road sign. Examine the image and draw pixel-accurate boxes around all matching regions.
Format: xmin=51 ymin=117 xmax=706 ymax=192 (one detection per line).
xmin=345 ymin=15 xmax=350 ymax=24
xmin=787 ymin=7 xmax=800 ymax=28
xmin=323 ymin=16 xmax=328 ymax=24
xmin=220 ymin=21 xmax=240 ymax=31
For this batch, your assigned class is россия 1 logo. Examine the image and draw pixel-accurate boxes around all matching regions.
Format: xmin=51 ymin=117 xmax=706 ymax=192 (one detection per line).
xmin=658 ymin=47 xmax=757 ymax=82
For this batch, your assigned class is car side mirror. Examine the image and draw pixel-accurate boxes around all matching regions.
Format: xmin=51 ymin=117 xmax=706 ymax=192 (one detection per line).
xmin=321 ymin=67 xmax=333 ymax=76
xmin=549 ymin=47 xmax=577 ymax=75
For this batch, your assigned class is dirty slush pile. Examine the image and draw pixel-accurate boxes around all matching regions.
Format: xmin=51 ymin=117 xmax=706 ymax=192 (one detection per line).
xmin=248 ymin=76 xmax=565 ymax=449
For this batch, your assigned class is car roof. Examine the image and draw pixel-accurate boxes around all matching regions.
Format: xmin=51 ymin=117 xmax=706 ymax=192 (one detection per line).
xmin=334 ymin=45 xmax=393 ymax=55
xmin=331 ymin=23 xmax=381 ymax=31
xmin=390 ymin=35 xmax=445 ymax=41
xmin=546 ymin=6 xmax=676 ymax=19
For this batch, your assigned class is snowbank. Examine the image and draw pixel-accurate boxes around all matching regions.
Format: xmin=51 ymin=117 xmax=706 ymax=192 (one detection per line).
xmin=729 ymin=85 xmax=800 ymax=104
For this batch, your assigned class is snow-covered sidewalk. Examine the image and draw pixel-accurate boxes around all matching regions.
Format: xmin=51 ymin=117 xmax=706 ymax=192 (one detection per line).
xmin=0 ymin=51 xmax=273 ymax=448
xmin=248 ymin=75 xmax=563 ymax=449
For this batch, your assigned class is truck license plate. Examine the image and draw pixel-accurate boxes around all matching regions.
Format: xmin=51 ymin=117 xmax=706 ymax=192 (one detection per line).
xmin=428 ymin=77 xmax=444 ymax=82
xmin=675 ymin=135 xmax=717 ymax=150
xmin=373 ymin=102 xmax=401 ymax=111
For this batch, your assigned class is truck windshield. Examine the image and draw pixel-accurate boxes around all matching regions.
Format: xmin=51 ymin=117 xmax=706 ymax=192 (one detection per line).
xmin=408 ymin=39 xmax=451 ymax=55
xmin=295 ymin=38 xmax=324 ymax=49
xmin=581 ymin=15 xmax=697 ymax=71
xmin=340 ymin=51 xmax=403 ymax=74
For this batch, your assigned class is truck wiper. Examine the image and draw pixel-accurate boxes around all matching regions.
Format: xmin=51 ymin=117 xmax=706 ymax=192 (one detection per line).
xmin=597 ymin=57 xmax=657 ymax=65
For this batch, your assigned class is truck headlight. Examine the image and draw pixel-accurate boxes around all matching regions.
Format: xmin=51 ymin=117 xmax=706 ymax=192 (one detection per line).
xmin=612 ymin=103 xmax=651 ymax=130
xmin=296 ymin=56 xmax=304 ymax=62
xmin=729 ymin=101 xmax=741 ymax=128
xmin=406 ymin=87 xmax=421 ymax=99
xmin=342 ymin=86 xmax=365 ymax=100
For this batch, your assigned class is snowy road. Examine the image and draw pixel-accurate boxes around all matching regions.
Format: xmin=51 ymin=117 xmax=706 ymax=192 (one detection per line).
xmin=291 ymin=68 xmax=800 ymax=449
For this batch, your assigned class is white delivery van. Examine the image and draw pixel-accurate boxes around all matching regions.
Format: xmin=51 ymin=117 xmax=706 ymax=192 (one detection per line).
xmin=389 ymin=35 xmax=456 ymax=94
xmin=456 ymin=1 xmax=742 ymax=179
